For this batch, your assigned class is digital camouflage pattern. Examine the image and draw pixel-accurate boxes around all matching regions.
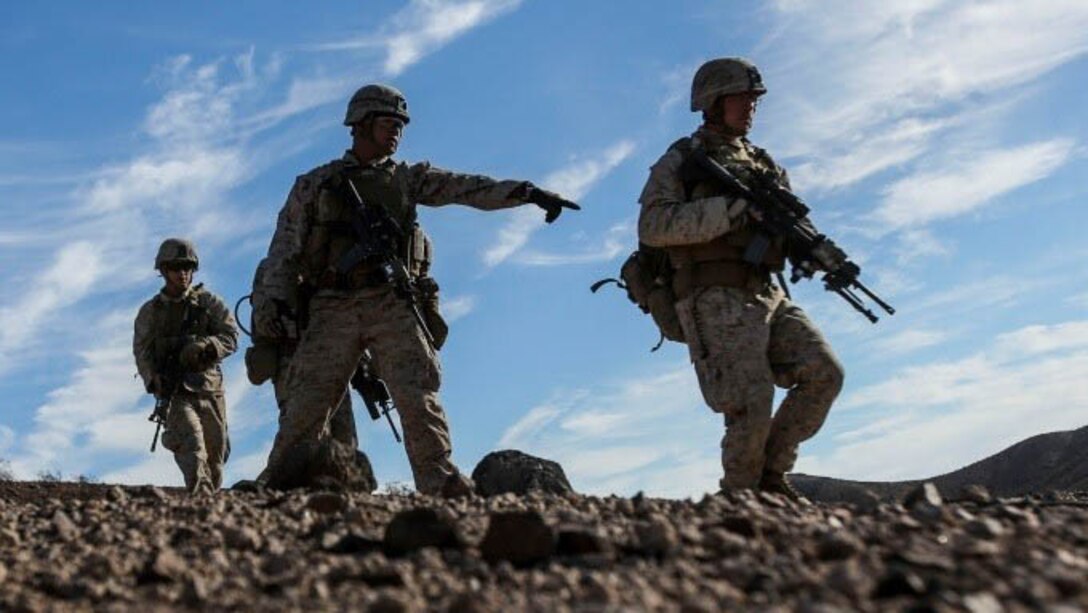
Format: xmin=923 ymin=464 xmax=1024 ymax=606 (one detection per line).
xmin=133 ymin=284 xmax=238 ymax=493
xmin=261 ymin=151 xmax=540 ymax=494
xmin=639 ymin=126 xmax=844 ymax=491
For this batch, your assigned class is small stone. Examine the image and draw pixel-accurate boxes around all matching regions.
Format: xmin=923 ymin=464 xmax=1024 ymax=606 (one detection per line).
xmin=962 ymin=592 xmax=1002 ymax=613
xmin=369 ymin=592 xmax=409 ymax=613
xmin=720 ymin=515 xmax=760 ymax=538
xmin=964 ymin=517 xmax=1005 ymax=540
xmin=140 ymin=548 xmax=187 ymax=584
xmin=480 ymin=510 xmax=556 ymax=566
xmin=323 ymin=531 xmax=382 ymax=555
xmin=556 ymin=525 xmax=612 ymax=557
xmin=959 ymin=484 xmax=992 ymax=505
xmin=221 ymin=524 xmax=262 ymax=550
xmin=0 ymin=562 xmax=7 ymax=585
xmin=874 ymin=567 xmax=927 ymax=598
xmin=306 ymin=492 xmax=348 ymax=515
xmin=51 ymin=510 xmax=79 ymax=542
xmin=825 ymin=560 xmax=872 ymax=598
xmin=635 ymin=516 xmax=679 ymax=557
xmin=383 ymin=507 xmax=464 ymax=556
xmin=904 ymin=482 xmax=943 ymax=508
xmin=106 ymin=485 xmax=128 ymax=503
xmin=816 ymin=529 xmax=862 ymax=561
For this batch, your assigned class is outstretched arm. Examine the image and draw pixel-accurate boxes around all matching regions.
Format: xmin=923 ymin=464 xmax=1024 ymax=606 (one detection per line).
xmin=407 ymin=162 xmax=580 ymax=222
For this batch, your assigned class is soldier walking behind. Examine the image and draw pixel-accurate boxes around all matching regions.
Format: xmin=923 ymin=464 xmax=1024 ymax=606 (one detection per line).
xmin=256 ymin=84 xmax=580 ymax=496
xmin=638 ymin=58 xmax=845 ymax=499
xmin=134 ymin=239 xmax=238 ymax=494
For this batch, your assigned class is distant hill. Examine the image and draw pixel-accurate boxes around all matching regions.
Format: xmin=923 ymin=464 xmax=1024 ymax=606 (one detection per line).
xmin=792 ymin=425 xmax=1088 ymax=504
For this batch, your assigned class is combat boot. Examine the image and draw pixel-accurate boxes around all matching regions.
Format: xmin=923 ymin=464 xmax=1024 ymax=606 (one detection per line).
xmin=440 ymin=472 xmax=476 ymax=499
xmin=759 ymin=472 xmax=806 ymax=503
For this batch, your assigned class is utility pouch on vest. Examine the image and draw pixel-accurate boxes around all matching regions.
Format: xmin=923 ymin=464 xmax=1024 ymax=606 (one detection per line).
xmin=416 ymin=276 xmax=449 ymax=350
xmin=592 ymin=246 xmax=684 ymax=351
xmin=244 ymin=341 xmax=279 ymax=385
xmin=623 ymin=248 xmax=685 ymax=344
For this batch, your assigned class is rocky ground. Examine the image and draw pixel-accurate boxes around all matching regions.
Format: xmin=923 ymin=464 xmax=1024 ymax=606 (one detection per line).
xmin=1 ymin=480 xmax=1086 ymax=612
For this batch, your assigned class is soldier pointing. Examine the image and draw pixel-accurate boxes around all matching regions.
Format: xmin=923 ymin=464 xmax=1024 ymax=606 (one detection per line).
xmin=256 ymin=84 xmax=579 ymax=495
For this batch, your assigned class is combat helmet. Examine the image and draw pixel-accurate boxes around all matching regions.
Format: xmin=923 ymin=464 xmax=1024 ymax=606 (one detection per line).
xmin=155 ymin=238 xmax=199 ymax=270
xmin=690 ymin=57 xmax=766 ymax=112
xmin=343 ymin=84 xmax=410 ymax=126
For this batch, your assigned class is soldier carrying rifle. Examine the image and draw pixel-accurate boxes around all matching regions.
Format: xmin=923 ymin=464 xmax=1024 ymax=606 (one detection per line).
xmin=133 ymin=238 xmax=238 ymax=494
xmin=255 ymin=84 xmax=580 ymax=496
xmin=637 ymin=58 xmax=874 ymax=500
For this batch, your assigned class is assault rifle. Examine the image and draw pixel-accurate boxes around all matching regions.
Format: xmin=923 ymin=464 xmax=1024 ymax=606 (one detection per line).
xmin=340 ymin=178 xmax=436 ymax=349
xmin=147 ymin=335 xmax=189 ymax=452
xmin=689 ymin=148 xmax=895 ymax=323
xmin=350 ymin=351 xmax=402 ymax=442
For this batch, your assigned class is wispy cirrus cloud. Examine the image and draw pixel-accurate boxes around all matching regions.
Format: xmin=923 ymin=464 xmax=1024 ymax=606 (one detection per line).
xmin=515 ymin=220 xmax=633 ymax=267
xmin=873 ymin=139 xmax=1076 ymax=230
xmin=870 ymin=328 xmax=949 ymax=357
xmin=482 ymin=140 xmax=636 ymax=268
xmin=761 ymin=0 xmax=1088 ymax=194
xmin=313 ymin=0 xmax=522 ymax=76
xmin=0 ymin=242 xmax=104 ymax=372
xmin=441 ymin=294 xmax=478 ymax=322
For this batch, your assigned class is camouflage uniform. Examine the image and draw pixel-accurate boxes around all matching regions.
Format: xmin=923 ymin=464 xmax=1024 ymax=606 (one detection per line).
xmin=134 ymin=283 xmax=238 ymax=493
xmin=638 ymin=60 xmax=844 ymax=492
xmin=259 ymin=151 xmax=552 ymax=494
xmin=248 ymin=257 xmax=358 ymax=455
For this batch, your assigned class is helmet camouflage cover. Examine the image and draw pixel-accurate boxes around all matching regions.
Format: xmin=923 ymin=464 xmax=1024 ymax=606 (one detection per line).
xmin=343 ymin=83 xmax=410 ymax=126
xmin=155 ymin=238 xmax=199 ymax=270
xmin=690 ymin=57 xmax=766 ymax=112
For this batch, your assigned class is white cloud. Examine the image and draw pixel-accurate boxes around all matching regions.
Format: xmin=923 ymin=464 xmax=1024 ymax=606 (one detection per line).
xmin=789 ymin=117 xmax=948 ymax=193
xmin=482 ymin=140 xmax=636 ymax=268
xmin=481 ymin=207 xmax=541 ymax=269
xmin=10 ymin=321 xmax=145 ymax=477
xmin=315 ymin=0 xmax=522 ymax=76
xmin=893 ymin=229 xmax=951 ymax=265
xmin=498 ymin=404 xmax=565 ymax=448
xmin=873 ymin=139 xmax=1075 ymax=229
xmin=871 ymin=328 xmax=948 ymax=357
xmin=441 ymin=295 xmax=477 ymax=322
xmin=763 ymin=1 xmax=1088 ymax=190
xmin=84 ymin=149 xmax=247 ymax=214
xmin=515 ymin=220 xmax=633 ymax=267
xmin=816 ymin=319 xmax=1088 ymax=480
xmin=0 ymin=242 xmax=104 ymax=369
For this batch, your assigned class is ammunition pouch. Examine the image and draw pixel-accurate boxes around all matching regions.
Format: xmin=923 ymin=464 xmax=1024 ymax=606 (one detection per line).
xmin=244 ymin=340 xmax=280 ymax=385
xmin=668 ymin=235 xmax=777 ymax=300
xmin=416 ymin=276 xmax=448 ymax=350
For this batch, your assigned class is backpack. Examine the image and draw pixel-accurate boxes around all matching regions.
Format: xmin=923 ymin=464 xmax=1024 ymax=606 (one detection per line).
xmin=592 ymin=243 xmax=684 ymax=351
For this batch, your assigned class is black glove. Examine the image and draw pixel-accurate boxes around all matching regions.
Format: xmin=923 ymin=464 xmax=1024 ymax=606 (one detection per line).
xmin=527 ymin=186 xmax=581 ymax=223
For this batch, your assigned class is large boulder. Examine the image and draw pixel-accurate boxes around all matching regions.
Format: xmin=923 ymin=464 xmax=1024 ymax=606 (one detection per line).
xmin=471 ymin=450 xmax=573 ymax=497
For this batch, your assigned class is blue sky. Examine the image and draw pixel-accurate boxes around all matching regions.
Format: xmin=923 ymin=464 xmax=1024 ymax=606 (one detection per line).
xmin=1 ymin=0 xmax=1086 ymax=497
